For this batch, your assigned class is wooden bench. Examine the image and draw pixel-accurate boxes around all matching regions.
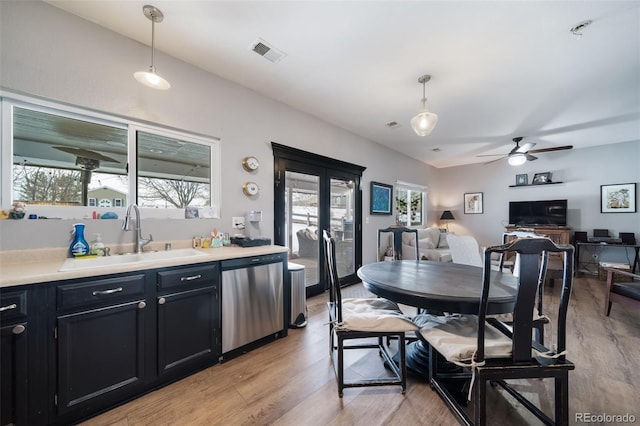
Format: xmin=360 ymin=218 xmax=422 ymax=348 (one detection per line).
xmin=604 ymin=267 xmax=640 ymax=316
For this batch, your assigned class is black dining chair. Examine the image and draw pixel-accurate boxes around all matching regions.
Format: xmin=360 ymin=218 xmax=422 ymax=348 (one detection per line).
xmin=416 ymin=238 xmax=575 ymax=425
xmin=496 ymin=231 xmax=550 ymax=345
xmin=377 ymin=227 xmax=419 ymax=261
xmin=323 ymin=230 xmax=417 ymax=397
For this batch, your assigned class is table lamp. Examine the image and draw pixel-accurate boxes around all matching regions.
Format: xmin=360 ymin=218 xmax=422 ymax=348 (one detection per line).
xmin=440 ymin=210 xmax=455 ymax=231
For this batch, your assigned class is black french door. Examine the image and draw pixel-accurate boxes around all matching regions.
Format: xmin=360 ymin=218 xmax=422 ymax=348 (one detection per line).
xmin=272 ymin=143 xmax=364 ymax=297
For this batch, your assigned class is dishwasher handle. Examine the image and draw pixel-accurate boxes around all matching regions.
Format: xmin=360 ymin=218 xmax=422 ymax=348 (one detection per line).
xmin=221 ymin=254 xmax=284 ymax=270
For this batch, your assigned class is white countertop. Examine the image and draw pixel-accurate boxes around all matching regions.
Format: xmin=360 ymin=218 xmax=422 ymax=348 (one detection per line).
xmin=0 ymin=244 xmax=288 ymax=288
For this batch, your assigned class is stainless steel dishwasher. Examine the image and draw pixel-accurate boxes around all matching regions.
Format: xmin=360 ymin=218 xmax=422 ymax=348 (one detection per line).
xmin=221 ymin=254 xmax=285 ymax=354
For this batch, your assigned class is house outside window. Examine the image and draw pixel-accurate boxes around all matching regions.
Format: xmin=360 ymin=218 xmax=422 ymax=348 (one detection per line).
xmin=88 ymin=198 xmax=97 ymax=207
xmin=395 ymin=181 xmax=427 ymax=227
xmin=113 ymin=198 xmax=123 ymax=207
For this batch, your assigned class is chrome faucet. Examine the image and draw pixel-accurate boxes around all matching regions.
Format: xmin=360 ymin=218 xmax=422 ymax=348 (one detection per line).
xmin=122 ymin=204 xmax=152 ymax=253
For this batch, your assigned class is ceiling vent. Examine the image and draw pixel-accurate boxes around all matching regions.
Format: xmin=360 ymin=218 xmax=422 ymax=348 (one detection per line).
xmin=251 ymin=38 xmax=287 ymax=63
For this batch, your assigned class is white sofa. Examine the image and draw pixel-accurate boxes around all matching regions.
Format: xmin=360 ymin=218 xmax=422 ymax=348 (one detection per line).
xmin=401 ymin=227 xmax=452 ymax=262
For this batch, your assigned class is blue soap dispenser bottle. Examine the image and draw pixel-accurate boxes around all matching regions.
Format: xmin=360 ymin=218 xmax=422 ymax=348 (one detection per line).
xmin=69 ymin=223 xmax=90 ymax=257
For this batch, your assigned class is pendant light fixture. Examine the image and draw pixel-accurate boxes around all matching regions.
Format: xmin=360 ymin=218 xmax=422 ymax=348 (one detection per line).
xmin=134 ymin=5 xmax=170 ymax=90
xmin=410 ymin=74 xmax=438 ymax=136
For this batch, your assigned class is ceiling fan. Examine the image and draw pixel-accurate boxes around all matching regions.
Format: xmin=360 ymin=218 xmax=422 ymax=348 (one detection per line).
xmin=478 ymin=137 xmax=573 ymax=166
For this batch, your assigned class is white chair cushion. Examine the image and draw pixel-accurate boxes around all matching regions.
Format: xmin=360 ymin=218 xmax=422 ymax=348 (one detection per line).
xmin=340 ymin=298 xmax=419 ymax=332
xmin=416 ymin=314 xmax=512 ymax=364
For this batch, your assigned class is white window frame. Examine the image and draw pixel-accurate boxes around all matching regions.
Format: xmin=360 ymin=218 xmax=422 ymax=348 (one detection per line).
xmin=1 ymin=91 xmax=221 ymax=219
xmin=395 ymin=180 xmax=428 ymax=227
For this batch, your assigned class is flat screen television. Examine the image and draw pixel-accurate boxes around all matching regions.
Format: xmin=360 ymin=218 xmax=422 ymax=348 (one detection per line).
xmin=509 ymin=199 xmax=567 ymax=227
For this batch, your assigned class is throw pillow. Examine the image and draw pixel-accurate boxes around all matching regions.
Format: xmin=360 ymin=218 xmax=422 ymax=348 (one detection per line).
xmin=417 ymin=237 xmax=436 ymax=250
xmin=439 ymin=232 xmax=450 ymax=248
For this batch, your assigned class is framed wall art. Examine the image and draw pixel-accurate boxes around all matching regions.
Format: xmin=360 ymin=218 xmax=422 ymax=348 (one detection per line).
xmin=532 ymin=172 xmax=552 ymax=184
xmin=516 ymin=174 xmax=528 ymax=186
xmin=464 ymin=192 xmax=483 ymax=214
xmin=370 ymin=181 xmax=393 ymax=215
xmin=601 ymin=183 xmax=636 ymax=213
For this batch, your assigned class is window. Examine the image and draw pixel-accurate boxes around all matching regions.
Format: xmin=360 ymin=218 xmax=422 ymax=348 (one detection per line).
xmin=1 ymin=93 xmax=221 ymax=218
xmin=395 ymin=181 xmax=428 ymax=227
xmin=135 ymin=128 xmax=212 ymax=209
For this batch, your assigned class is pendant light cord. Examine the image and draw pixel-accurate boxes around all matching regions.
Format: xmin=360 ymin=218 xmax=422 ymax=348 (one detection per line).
xmin=150 ymin=15 xmax=156 ymax=71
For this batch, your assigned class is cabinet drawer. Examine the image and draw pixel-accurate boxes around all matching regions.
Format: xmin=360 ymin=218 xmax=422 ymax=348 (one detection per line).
xmin=0 ymin=290 xmax=27 ymax=322
xmin=157 ymin=264 xmax=218 ymax=291
xmin=57 ymin=274 xmax=146 ymax=310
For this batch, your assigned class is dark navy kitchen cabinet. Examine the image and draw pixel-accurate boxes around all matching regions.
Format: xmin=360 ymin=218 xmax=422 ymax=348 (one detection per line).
xmin=156 ymin=264 xmax=220 ymax=380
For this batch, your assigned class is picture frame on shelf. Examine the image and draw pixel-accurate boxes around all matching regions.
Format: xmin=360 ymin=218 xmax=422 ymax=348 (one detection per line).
xmin=464 ymin=192 xmax=483 ymax=214
xmin=601 ymin=183 xmax=636 ymax=213
xmin=516 ymin=174 xmax=528 ymax=186
xmin=370 ymin=181 xmax=393 ymax=215
xmin=532 ymin=172 xmax=552 ymax=184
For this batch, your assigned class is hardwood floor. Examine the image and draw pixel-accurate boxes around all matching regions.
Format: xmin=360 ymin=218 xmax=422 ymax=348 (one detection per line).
xmin=82 ymin=274 xmax=639 ymax=426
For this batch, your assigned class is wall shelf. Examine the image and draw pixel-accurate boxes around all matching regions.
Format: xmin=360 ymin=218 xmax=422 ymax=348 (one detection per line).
xmin=509 ymin=182 xmax=563 ymax=188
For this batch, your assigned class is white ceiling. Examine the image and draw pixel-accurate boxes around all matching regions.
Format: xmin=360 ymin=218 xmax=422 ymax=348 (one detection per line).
xmin=45 ymin=0 xmax=640 ymax=168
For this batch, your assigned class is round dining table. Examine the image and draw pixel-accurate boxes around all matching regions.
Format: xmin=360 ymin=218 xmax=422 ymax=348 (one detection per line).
xmin=357 ymin=260 xmax=518 ymax=377
xmin=357 ymin=260 xmax=518 ymax=315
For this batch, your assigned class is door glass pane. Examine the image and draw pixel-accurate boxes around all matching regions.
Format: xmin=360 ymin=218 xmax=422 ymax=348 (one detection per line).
xmin=285 ymin=171 xmax=319 ymax=287
xmin=330 ymin=178 xmax=355 ymax=278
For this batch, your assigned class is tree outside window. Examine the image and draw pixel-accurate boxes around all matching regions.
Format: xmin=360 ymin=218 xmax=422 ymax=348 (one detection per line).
xmin=395 ymin=187 xmax=425 ymax=226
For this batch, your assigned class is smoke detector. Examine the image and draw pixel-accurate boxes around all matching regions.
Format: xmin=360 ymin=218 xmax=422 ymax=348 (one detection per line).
xmin=250 ymin=38 xmax=287 ymax=63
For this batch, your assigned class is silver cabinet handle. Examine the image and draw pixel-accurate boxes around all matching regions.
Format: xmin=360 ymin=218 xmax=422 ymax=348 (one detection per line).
xmin=92 ymin=287 xmax=123 ymax=296
xmin=158 ymin=297 xmax=166 ymax=305
xmin=138 ymin=301 xmax=146 ymax=309
xmin=180 ymin=274 xmax=202 ymax=281
xmin=0 ymin=303 xmax=17 ymax=312
xmin=12 ymin=324 xmax=25 ymax=335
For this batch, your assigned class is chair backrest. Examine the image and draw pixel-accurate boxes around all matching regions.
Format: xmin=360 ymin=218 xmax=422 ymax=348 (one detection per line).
xmin=499 ymin=230 xmax=547 ymax=271
xmin=619 ymin=232 xmax=636 ymax=245
xmin=377 ymin=227 xmax=419 ymax=260
xmin=377 ymin=228 xmax=395 ymax=261
xmin=323 ymin=230 xmax=343 ymax=322
xmin=480 ymin=238 xmax=574 ymax=363
xmin=447 ymin=234 xmax=483 ymax=267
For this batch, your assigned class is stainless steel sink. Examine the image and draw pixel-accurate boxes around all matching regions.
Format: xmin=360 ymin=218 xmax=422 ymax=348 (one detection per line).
xmin=59 ymin=248 xmax=208 ymax=271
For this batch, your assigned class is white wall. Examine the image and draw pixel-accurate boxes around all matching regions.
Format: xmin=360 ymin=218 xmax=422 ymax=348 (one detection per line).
xmin=436 ymin=141 xmax=640 ymax=263
xmin=1 ymin=1 xmax=637 ymax=267
xmin=0 ymin=1 xmax=438 ymax=263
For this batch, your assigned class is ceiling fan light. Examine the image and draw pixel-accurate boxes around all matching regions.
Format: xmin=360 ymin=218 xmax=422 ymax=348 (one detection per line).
xmin=411 ymin=111 xmax=438 ymax=136
xmin=134 ymin=67 xmax=171 ymax=90
xmin=508 ymin=154 xmax=527 ymax=166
